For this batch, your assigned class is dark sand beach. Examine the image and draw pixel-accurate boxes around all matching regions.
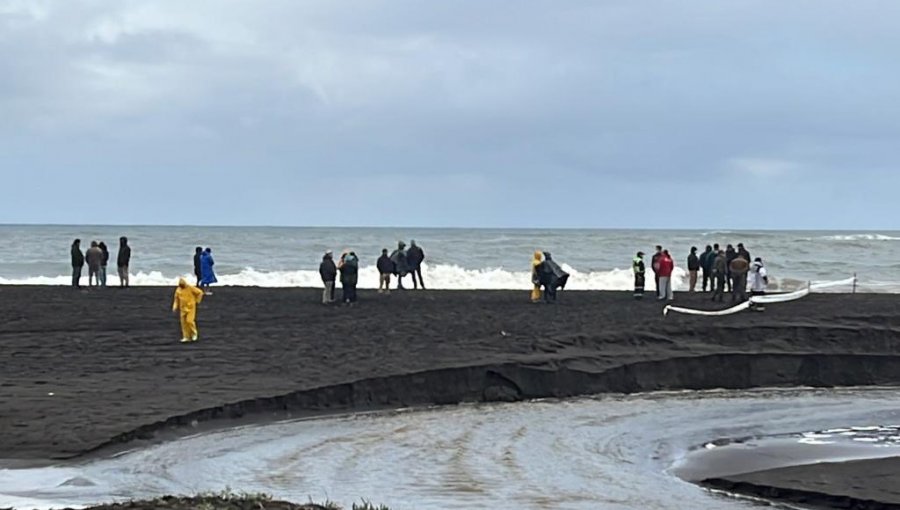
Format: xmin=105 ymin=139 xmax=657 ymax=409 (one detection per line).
xmin=2 ymin=286 xmax=900 ymax=508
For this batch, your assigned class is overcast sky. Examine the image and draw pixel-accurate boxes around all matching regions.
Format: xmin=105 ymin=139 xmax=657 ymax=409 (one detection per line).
xmin=2 ymin=1 xmax=898 ymax=229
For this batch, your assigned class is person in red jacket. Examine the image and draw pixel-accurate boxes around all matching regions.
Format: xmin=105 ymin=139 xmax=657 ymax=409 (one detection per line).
xmin=657 ymin=249 xmax=675 ymax=301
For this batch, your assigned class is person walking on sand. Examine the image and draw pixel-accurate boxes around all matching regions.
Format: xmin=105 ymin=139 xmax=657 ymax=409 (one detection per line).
xmin=172 ymin=277 xmax=204 ymax=343
xmin=657 ymin=250 xmax=675 ymax=301
xmin=117 ymin=237 xmax=131 ymax=288
xmin=729 ymin=253 xmax=750 ymax=303
xmin=633 ymin=251 xmax=646 ymax=300
xmin=711 ymin=250 xmax=727 ymax=302
xmin=319 ymin=250 xmax=337 ymax=304
xmin=377 ymin=249 xmax=393 ymax=294
xmin=407 ymin=240 xmax=426 ymax=290
xmin=390 ymin=241 xmax=409 ymax=290
xmin=339 ymin=251 xmax=359 ymax=304
xmin=199 ymin=248 xmax=217 ymax=295
xmin=98 ymin=241 xmax=109 ymax=287
xmin=699 ymin=245 xmax=714 ymax=292
xmin=71 ymin=239 xmax=85 ymax=288
xmin=530 ymin=251 xmax=543 ymax=303
xmin=193 ymin=247 xmax=203 ymax=286
xmin=687 ymin=246 xmax=700 ymax=292
xmin=85 ymin=241 xmax=103 ymax=287
xmin=650 ymin=245 xmax=663 ymax=293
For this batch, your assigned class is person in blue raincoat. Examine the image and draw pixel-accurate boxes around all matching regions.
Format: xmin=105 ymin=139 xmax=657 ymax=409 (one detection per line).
xmin=200 ymin=247 xmax=218 ymax=295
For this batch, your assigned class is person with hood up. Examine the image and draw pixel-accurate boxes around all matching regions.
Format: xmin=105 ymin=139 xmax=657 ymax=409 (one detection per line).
xmin=377 ymin=248 xmax=394 ymax=293
xmin=172 ymin=277 xmax=204 ymax=343
xmin=339 ymin=251 xmax=359 ymax=303
xmin=657 ymin=250 xmax=675 ymax=301
xmin=193 ymin=247 xmax=203 ymax=286
xmin=71 ymin=239 xmax=85 ymax=288
xmin=406 ymin=240 xmax=426 ymax=290
xmin=687 ymin=246 xmax=700 ymax=292
xmin=98 ymin=241 xmax=109 ymax=287
xmin=117 ymin=237 xmax=131 ymax=288
xmin=390 ymin=241 xmax=409 ymax=290
xmin=650 ymin=245 xmax=663 ymax=293
xmin=85 ymin=241 xmax=104 ymax=287
xmin=537 ymin=252 xmax=570 ymax=303
xmin=729 ymin=253 xmax=751 ymax=303
xmin=319 ymin=251 xmax=337 ymax=304
xmin=633 ymin=251 xmax=646 ymax=299
xmin=199 ymin=248 xmax=217 ymax=295
xmin=530 ymin=251 xmax=543 ymax=303
xmin=711 ymin=250 xmax=728 ymax=302
xmin=699 ymin=245 xmax=714 ymax=292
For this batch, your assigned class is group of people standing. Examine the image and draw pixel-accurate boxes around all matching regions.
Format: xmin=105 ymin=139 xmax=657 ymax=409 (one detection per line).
xmin=318 ymin=240 xmax=427 ymax=305
xmin=632 ymin=242 xmax=768 ymax=303
xmin=530 ymin=251 xmax=570 ymax=303
xmin=192 ymin=247 xmax=218 ymax=295
xmin=70 ymin=237 xmax=131 ymax=288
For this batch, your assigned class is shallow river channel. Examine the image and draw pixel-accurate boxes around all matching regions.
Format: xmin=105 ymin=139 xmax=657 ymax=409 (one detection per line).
xmin=3 ymin=388 xmax=900 ymax=510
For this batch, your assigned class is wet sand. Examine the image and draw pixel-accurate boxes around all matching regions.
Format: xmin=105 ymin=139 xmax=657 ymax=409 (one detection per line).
xmin=2 ymin=286 xmax=900 ymax=506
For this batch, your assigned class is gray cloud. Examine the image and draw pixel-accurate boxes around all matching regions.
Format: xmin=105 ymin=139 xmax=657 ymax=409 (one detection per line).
xmin=2 ymin=0 xmax=899 ymax=228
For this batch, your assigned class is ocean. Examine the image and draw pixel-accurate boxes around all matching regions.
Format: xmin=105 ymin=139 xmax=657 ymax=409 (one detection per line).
xmin=0 ymin=225 xmax=897 ymax=292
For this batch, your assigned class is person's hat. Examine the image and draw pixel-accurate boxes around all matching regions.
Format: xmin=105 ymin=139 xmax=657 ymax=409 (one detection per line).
xmin=325 ymin=250 xmax=333 ymax=255
xmin=637 ymin=251 xmax=645 ymax=257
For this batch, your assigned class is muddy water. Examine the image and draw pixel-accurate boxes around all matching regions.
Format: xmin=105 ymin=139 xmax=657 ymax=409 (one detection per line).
xmin=3 ymin=388 xmax=900 ymax=510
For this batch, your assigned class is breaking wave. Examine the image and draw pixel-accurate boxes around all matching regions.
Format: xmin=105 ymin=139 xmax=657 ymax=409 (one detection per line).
xmin=0 ymin=264 xmax=693 ymax=291
xmin=818 ymin=234 xmax=900 ymax=242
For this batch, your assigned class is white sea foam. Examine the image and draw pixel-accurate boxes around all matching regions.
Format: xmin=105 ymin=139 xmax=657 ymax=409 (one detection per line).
xmin=819 ymin=234 xmax=900 ymax=241
xmin=0 ymin=264 xmax=696 ymax=291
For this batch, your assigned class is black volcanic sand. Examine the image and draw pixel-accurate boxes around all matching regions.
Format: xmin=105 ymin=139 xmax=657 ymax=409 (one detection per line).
xmin=705 ymin=456 xmax=900 ymax=509
xmin=3 ymin=287 xmax=900 ymax=508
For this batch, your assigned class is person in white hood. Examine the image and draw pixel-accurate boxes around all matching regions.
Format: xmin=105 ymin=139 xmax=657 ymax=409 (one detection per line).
xmin=748 ymin=257 xmax=768 ymax=295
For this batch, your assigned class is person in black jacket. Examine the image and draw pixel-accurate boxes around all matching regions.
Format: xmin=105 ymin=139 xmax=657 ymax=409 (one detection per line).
xmin=193 ymin=247 xmax=203 ymax=286
xmin=319 ymin=251 xmax=337 ymax=304
xmin=377 ymin=249 xmax=393 ymax=293
xmin=98 ymin=242 xmax=110 ymax=287
xmin=537 ymin=252 xmax=570 ymax=303
xmin=725 ymin=244 xmax=737 ymax=292
xmin=390 ymin=241 xmax=409 ymax=290
xmin=71 ymin=239 xmax=84 ymax=288
xmin=117 ymin=237 xmax=131 ymax=288
xmin=339 ymin=251 xmax=359 ymax=304
xmin=406 ymin=240 xmax=426 ymax=290
xmin=699 ymin=245 xmax=714 ymax=292
xmin=687 ymin=246 xmax=700 ymax=292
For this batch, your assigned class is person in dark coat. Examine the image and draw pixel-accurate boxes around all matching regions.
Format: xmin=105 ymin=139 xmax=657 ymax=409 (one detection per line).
xmin=98 ymin=241 xmax=110 ymax=287
xmin=537 ymin=251 xmax=570 ymax=303
xmin=687 ymin=246 xmax=700 ymax=292
xmin=406 ymin=240 xmax=426 ymax=290
xmin=699 ymin=245 xmax=714 ymax=292
xmin=71 ymin=239 xmax=84 ymax=288
xmin=390 ymin=241 xmax=409 ymax=290
xmin=193 ymin=247 xmax=203 ymax=286
xmin=319 ymin=251 xmax=337 ymax=304
xmin=377 ymin=249 xmax=393 ymax=293
xmin=339 ymin=251 xmax=359 ymax=303
xmin=117 ymin=237 xmax=131 ymax=288
xmin=737 ymin=243 xmax=751 ymax=265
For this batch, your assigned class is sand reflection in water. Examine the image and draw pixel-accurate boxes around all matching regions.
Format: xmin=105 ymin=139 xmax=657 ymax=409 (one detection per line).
xmin=2 ymin=388 xmax=900 ymax=510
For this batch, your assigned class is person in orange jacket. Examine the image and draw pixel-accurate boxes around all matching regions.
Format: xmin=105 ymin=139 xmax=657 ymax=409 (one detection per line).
xmin=172 ymin=277 xmax=204 ymax=343
xmin=530 ymin=251 xmax=543 ymax=303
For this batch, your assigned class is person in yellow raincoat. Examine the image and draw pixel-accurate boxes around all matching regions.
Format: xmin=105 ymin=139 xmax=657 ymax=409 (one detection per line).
xmin=531 ymin=251 xmax=543 ymax=303
xmin=172 ymin=277 xmax=204 ymax=343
